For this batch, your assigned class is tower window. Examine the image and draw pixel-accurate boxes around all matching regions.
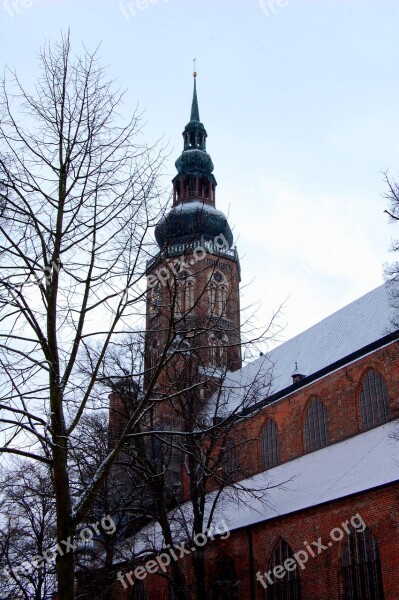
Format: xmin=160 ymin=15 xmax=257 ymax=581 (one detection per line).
xmin=304 ymin=397 xmax=329 ymax=452
xmin=177 ymin=274 xmax=195 ymax=314
xmin=208 ymin=271 xmax=229 ymax=317
xmin=209 ymin=334 xmax=229 ymax=368
xmin=266 ymin=539 xmax=301 ymax=600
xmin=149 ymin=281 xmax=161 ymax=317
xmin=260 ymin=419 xmax=280 ymax=470
xmin=359 ymin=369 xmax=390 ymax=430
xmin=342 ymin=526 xmax=384 ymax=600
xmin=189 ymin=131 xmax=195 ymax=146
xmin=149 ymin=338 xmax=160 ymax=371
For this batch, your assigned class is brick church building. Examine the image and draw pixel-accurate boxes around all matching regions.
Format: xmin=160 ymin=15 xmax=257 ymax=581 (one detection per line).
xmin=108 ymin=74 xmax=399 ymax=600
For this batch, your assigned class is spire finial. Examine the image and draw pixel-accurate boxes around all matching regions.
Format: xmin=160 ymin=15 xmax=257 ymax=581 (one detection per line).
xmin=190 ymin=62 xmax=200 ymax=122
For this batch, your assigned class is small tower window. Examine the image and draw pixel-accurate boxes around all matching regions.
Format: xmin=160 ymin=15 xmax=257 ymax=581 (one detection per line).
xmin=177 ymin=272 xmax=195 ymax=315
xmin=149 ymin=282 xmax=161 ymax=317
xmin=184 ymin=278 xmax=195 ymax=312
xmin=208 ymin=272 xmax=229 ymax=317
xmin=189 ymin=131 xmax=195 ymax=146
xmin=149 ymin=338 xmax=160 ymax=371
xmin=359 ymin=368 xmax=390 ymax=430
xmin=304 ymin=397 xmax=329 ymax=452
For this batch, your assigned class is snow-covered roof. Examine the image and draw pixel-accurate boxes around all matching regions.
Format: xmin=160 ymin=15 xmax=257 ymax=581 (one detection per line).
xmin=216 ymin=418 xmax=399 ymax=532
xmin=115 ymin=419 xmax=399 ymax=562
xmin=228 ymin=283 xmax=397 ymax=410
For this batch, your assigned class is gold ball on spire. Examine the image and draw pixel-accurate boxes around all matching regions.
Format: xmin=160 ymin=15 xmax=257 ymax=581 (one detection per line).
xmin=193 ymin=71 xmax=197 ymax=78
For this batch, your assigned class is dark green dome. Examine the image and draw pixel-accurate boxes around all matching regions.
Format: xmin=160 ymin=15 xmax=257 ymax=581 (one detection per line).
xmin=175 ymin=148 xmax=214 ymax=177
xmin=155 ymin=201 xmax=233 ymax=249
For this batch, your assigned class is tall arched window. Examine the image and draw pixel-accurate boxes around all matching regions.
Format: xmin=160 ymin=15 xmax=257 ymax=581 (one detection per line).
xmin=304 ymin=397 xmax=329 ymax=452
xmin=260 ymin=420 xmax=280 ymax=470
xmin=218 ymin=334 xmax=229 ymax=367
xmin=359 ymin=369 xmax=390 ymax=431
xmin=209 ymin=335 xmax=218 ymax=365
xmin=266 ymin=539 xmax=301 ymax=600
xmin=208 ymin=281 xmax=217 ymax=315
xmin=176 ymin=272 xmax=195 ymax=315
xmin=148 ymin=338 xmax=160 ymax=371
xmin=131 ymin=580 xmax=146 ymax=600
xmin=211 ymin=556 xmax=239 ymax=600
xmin=208 ymin=271 xmax=229 ymax=317
xmin=222 ymin=440 xmax=238 ymax=478
xmin=184 ymin=278 xmax=195 ymax=312
xmin=209 ymin=334 xmax=229 ymax=368
xmin=149 ymin=281 xmax=161 ymax=317
xmin=342 ymin=526 xmax=384 ymax=600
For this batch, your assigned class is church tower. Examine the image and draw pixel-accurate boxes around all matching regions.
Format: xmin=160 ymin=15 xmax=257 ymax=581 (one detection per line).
xmin=145 ymin=72 xmax=242 ymax=388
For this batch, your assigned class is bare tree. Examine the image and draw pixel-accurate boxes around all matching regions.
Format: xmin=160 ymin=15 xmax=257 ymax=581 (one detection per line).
xmin=0 ymin=460 xmax=57 ymax=600
xmin=0 ymin=31 xmax=168 ymax=599
xmin=78 ymin=245 xmax=281 ymax=600
xmin=383 ymin=172 xmax=399 ymax=328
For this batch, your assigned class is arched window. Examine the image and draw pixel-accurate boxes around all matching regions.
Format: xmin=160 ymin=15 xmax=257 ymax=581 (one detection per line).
xmin=211 ymin=556 xmax=239 ymax=600
xmin=176 ymin=272 xmax=195 ymax=315
xmin=149 ymin=281 xmax=161 ymax=317
xmin=266 ymin=539 xmax=301 ymax=600
xmin=222 ymin=440 xmax=238 ymax=478
xmin=218 ymin=334 xmax=229 ymax=368
xmin=260 ymin=420 xmax=280 ymax=470
xmin=209 ymin=335 xmax=218 ymax=365
xmin=149 ymin=338 xmax=160 ymax=371
xmin=208 ymin=271 xmax=229 ymax=317
xmin=131 ymin=580 xmax=146 ymax=600
xmin=208 ymin=281 xmax=217 ymax=315
xmin=304 ymin=397 xmax=329 ymax=452
xmin=209 ymin=334 xmax=229 ymax=368
xmin=342 ymin=526 xmax=384 ymax=600
xmin=359 ymin=369 xmax=390 ymax=431
xmin=184 ymin=278 xmax=195 ymax=312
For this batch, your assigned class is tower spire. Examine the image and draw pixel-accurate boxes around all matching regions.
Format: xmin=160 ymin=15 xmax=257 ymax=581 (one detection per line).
xmin=190 ymin=63 xmax=200 ymax=123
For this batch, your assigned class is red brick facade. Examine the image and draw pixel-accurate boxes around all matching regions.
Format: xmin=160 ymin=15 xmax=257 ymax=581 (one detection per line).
xmin=111 ymin=340 xmax=399 ymax=600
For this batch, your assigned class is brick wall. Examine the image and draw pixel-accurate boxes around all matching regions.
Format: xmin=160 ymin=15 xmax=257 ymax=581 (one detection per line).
xmin=235 ymin=341 xmax=399 ymax=478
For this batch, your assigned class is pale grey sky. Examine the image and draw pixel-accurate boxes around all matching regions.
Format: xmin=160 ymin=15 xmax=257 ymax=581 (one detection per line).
xmin=1 ymin=0 xmax=398 ymax=347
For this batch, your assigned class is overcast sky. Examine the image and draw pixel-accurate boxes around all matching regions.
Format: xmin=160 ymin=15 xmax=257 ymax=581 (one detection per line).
xmin=1 ymin=0 xmax=398 ymax=349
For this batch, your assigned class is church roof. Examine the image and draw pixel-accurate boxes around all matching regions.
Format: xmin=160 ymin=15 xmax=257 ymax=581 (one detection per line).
xmin=209 ymin=418 xmax=399 ymax=532
xmin=224 ymin=282 xmax=397 ymax=413
xmin=116 ymin=419 xmax=399 ymax=560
